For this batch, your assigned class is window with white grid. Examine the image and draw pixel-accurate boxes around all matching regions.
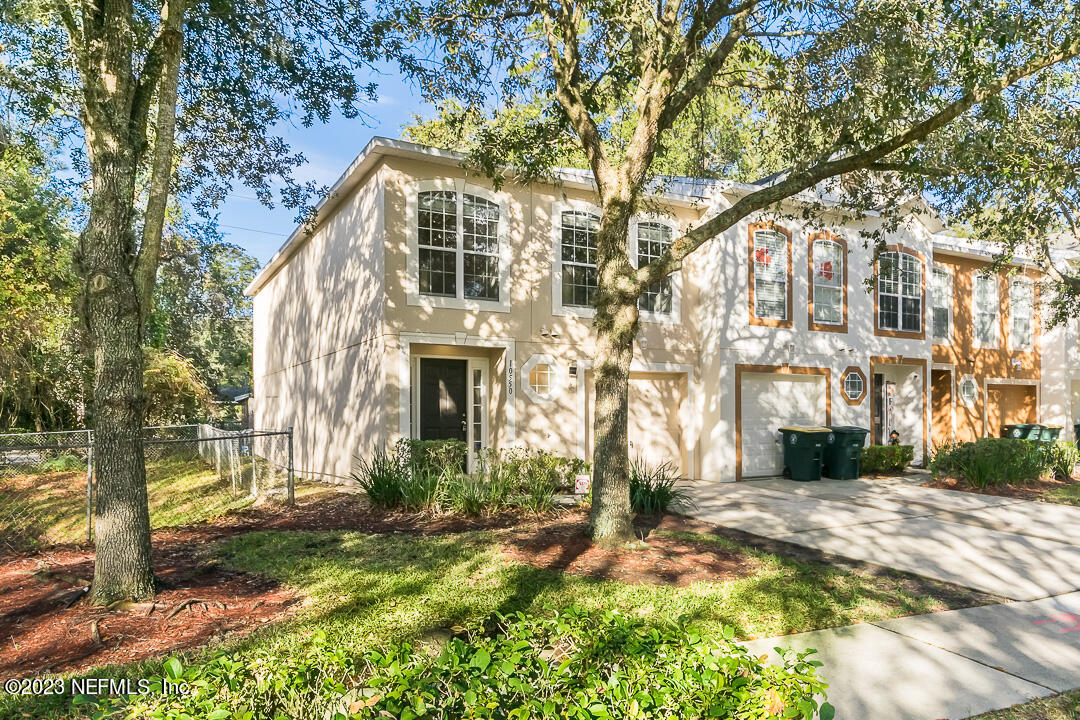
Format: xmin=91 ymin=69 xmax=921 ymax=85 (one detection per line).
xmin=561 ymin=211 xmax=599 ymax=308
xmin=931 ymin=266 xmax=952 ymax=342
xmin=878 ymin=251 xmax=921 ymax=332
xmin=1010 ymin=277 xmax=1034 ymax=348
xmin=463 ymin=194 xmax=500 ymax=300
xmin=418 ymin=190 xmax=458 ymax=297
xmin=812 ymin=238 xmax=843 ymax=324
xmin=753 ymin=229 xmax=787 ymax=320
xmin=843 ymin=371 xmax=864 ymax=401
xmin=636 ymin=222 xmax=673 ymax=314
xmin=974 ymin=273 xmax=999 ymax=347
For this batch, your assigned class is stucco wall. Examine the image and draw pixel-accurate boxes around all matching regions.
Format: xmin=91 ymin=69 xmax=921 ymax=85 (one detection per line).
xmin=251 ymin=166 xmax=387 ymax=480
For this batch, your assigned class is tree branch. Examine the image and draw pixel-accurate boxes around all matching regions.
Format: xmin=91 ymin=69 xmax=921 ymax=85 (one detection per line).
xmin=135 ymin=0 xmax=186 ymax=316
xmin=634 ymin=36 xmax=1080 ymax=293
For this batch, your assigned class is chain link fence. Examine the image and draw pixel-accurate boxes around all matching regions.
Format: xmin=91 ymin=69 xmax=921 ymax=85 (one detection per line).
xmin=0 ymin=424 xmax=293 ymax=553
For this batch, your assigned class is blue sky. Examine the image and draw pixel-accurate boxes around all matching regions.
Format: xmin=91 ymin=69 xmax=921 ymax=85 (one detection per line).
xmin=216 ymin=65 xmax=431 ymax=265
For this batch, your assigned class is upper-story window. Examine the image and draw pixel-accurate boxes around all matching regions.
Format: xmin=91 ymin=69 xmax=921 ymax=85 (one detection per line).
xmin=751 ymin=227 xmax=789 ymax=322
xmin=973 ymin=273 xmax=999 ymax=347
xmin=636 ymin=221 xmax=674 ymax=315
xmin=560 ymin=211 xmax=599 ymax=308
xmin=1010 ymin=277 xmax=1034 ymax=349
xmin=931 ymin=266 xmax=952 ymax=343
xmin=878 ymin=251 xmax=921 ymax=333
xmin=413 ymin=185 xmax=507 ymax=310
xmin=811 ymin=237 xmax=843 ymax=325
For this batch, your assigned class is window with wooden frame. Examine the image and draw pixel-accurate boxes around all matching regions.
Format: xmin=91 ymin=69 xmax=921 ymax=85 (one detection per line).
xmin=808 ymin=233 xmax=846 ymax=332
xmin=876 ymin=250 xmax=923 ymax=338
xmin=973 ymin=273 xmax=999 ymax=348
xmin=931 ymin=265 xmax=953 ymax=344
xmin=748 ymin=223 xmax=792 ymax=327
xmin=1010 ymin=277 xmax=1034 ymax=349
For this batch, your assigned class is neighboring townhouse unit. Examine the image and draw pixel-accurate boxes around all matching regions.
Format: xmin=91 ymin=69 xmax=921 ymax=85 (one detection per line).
xmin=245 ymin=137 xmax=1074 ymax=483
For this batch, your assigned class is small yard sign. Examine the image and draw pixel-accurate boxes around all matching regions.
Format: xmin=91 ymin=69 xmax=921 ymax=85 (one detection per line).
xmin=574 ymin=474 xmax=591 ymax=495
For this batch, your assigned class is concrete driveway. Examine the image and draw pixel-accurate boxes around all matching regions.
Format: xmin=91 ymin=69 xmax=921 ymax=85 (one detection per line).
xmin=682 ymin=474 xmax=1080 ymax=601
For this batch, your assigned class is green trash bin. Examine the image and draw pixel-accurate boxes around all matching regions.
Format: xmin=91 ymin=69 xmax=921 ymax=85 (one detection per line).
xmin=778 ymin=426 xmax=833 ymax=482
xmin=1074 ymin=423 xmax=1080 ymax=443
xmin=1041 ymin=425 xmax=1062 ymax=442
xmin=824 ymin=426 xmax=870 ymax=480
xmin=1003 ymin=423 xmax=1041 ymax=440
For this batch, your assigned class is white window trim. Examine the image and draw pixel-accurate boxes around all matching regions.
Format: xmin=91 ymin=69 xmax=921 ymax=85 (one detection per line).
xmin=630 ymin=215 xmax=682 ymax=324
xmin=959 ymin=373 xmax=978 ymax=407
xmin=931 ymin=264 xmax=953 ymax=345
xmin=842 ymin=371 xmax=864 ymax=402
xmin=1009 ymin=276 xmax=1035 ymax=351
xmin=811 ymin=237 xmax=844 ymax=326
xmin=552 ymin=199 xmax=601 ymax=319
xmin=972 ymin=271 xmax=1000 ymax=349
xmin=752 ymin=227 xmax=790 ymax=321
xmin=877 ymin=251 xmax=922 ymax=333
xmin=406 ymin=178 xmax=512 ymax=313
xmin=521 ymin=353 xmax=563 ymax=403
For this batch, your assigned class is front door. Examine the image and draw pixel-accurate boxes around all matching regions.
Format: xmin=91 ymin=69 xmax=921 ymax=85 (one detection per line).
xmin=419 ymin=358 xmax=468 ymax=442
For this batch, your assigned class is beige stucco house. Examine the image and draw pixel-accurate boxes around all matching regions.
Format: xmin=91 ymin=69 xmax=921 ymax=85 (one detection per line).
xmin=245 ymin=137 xmax=1078 ymax=483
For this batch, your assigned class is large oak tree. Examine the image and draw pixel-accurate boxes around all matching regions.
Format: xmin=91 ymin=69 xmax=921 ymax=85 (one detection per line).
xmin=1 ymin=0 xmax=434 ymax=602
xmin=414 ymin=0 xmax=1080 ymax=543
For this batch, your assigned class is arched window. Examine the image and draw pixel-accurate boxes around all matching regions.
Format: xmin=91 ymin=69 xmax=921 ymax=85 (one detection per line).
xmin=560 ymin=211 xmax=599 ymax=308
xmin=752 ymin=227 xmax=789 ymax=320
xmin=878 ymin=251 xmax=921 ymax=332
xmin=812 ymin=238 xmax=843 ymax=325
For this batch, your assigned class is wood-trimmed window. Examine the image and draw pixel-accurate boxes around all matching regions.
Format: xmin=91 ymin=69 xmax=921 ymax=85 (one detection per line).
xmin=748 ymin=223 xmax=792 ymax=327
xmin=973 ymin=272 xmax=1000 ymax=348
xmin=1009 ymin=276 xmax=1034 ymax=350
xmin=808 ymin=232 xmax=847 ymax=332
xmin=931 ymin=265 xmax=953 ymax=344
xmin=875 ymin=247 xmax=925 ymax=340
xmin=841 ymin=366 xmax=867 ymax=405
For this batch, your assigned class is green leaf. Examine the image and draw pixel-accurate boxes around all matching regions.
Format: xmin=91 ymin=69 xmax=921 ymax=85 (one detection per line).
xmin=471 ymin=648 xmax=491 ymax=672
xmin=820 ymin=702 xmax=836 ymax=720
xmin=164 ymin=657 xmax=183 ymax=680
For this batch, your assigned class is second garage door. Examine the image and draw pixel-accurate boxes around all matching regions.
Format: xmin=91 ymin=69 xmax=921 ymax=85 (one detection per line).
xmin=740 ymin=373 xmax=827 ymax=477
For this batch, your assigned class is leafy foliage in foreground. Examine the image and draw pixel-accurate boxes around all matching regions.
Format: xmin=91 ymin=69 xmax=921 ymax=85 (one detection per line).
xmin=85 ymin=609 xmax=832 ymax=720
xmin=930 ymin=439 xmax=1079 ymax=489
xmin=351 ymin=441 xmax=589 ymax=515
xmin=859 ymin=446 xmax=915 ymax=474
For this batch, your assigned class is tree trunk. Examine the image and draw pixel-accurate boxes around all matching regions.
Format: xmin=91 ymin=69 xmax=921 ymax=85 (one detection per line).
xmin=81 ymin=140 xmax=155 ymax=605
xmin=587 ymin=197 xmax=639 ymax=545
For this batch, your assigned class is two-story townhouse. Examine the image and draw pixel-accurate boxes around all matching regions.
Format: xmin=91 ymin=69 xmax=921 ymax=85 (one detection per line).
xmin=245 ymin=136 xmax=1070 ymax=483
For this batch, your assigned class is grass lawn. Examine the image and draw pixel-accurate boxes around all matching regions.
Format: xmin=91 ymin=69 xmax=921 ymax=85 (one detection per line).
xmin=0 ymin=507 xmax=999 ymax=719
xmin=967 ymin=689 xmax=1080 ymax=719
xmin=203 ymin=523 xmax=991 ymax=671
xmin=1044 ymin=483 xmax=1080 ymax=506
xmin=0 ymin=456 xmax=255 ymax=546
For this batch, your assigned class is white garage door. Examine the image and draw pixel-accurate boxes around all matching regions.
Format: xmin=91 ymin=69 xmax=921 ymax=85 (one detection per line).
xmin=741 ymin=373 xmax=827 ymax=477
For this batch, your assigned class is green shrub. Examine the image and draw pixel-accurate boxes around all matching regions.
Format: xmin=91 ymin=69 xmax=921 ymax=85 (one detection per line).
xmin=351 ymin=445 xmax=410 ymax=509
xmin=91 ymin=608 xmax=832 ymax=720
xmin=630 ymin=457 xmax=693 ymax=515
xmin=405 ymin=439 xmax=468 ymax=476
xmin=930 ymin=438 xmax=1079 ymax=488
xmin=860 ymin=445 xmax=914 ymax=474
xmin=36 ymin=453 xmax=85 ymax=472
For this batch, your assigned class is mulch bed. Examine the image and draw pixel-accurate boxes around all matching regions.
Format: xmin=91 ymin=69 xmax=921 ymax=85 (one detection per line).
xmin=498 ymin=511 xmax=760 ymax=585
xmin=923 ymin=474 xmax=1080 ymax=501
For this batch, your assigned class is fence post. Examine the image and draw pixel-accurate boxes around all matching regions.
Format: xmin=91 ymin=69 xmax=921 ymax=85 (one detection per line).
xmin=85 ymin=429 xmax=93 ymax=544
xmin=287 ymin=426 xmax=295 ymax=505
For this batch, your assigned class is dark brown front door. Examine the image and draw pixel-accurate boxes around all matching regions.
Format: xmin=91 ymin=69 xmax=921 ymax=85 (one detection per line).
xmin=419 ymin=359 xmax=468 ymax=442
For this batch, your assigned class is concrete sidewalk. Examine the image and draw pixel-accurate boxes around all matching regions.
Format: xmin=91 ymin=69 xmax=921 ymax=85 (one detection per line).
xmin=682 ymin=476 xmax=1080 ymax=600
xmin=743 ymin=591 xmax=1080 ymax=719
